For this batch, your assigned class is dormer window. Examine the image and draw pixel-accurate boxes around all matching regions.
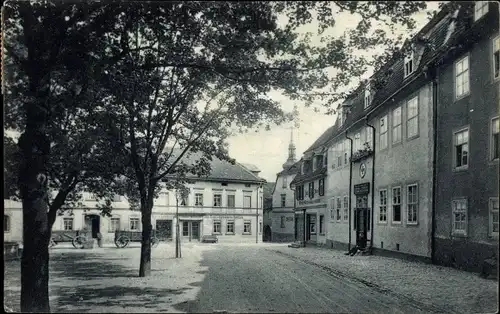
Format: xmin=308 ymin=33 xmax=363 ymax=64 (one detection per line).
xmin=404 ymin=51 xmax=415 ymax=78
xmin=474 ymin=1 xmax=488 ymax=21
xmin=364 ymin=82 xmax=372 ymax=109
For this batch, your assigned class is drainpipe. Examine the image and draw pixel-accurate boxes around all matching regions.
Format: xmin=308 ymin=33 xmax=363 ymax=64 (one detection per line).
xmin=303 ymin=208 xmax=306 ymax=247
xmin=431 ymin=67 xmax=439 ymax=263
xmin=365 ymin=117 xmax=376 ymax=252
xmin=345 ymin=130 xmax=354 ymax=252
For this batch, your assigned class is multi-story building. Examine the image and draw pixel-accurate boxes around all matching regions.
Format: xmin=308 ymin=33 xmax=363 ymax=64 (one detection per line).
xmin=433 ymin=1 xmax=499 ymax=271
xmin=4 ymin=155 xmax=266 ymax=245
xmin=270 ymin=133 xmax=299 ymax=242
xmin=291 ymin=131 xmax=330 ymax=246
xmin=262 ymin=181 xmax=275 ymax=242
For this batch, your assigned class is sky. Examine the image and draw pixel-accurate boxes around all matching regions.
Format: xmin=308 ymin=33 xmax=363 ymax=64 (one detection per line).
xmin=227 ymin=2 xmax=441 ymax=183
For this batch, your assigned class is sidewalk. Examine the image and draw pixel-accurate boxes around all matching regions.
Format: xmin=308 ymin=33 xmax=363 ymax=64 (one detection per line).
xmin=268 ymin=246 xmax=498 ymax=314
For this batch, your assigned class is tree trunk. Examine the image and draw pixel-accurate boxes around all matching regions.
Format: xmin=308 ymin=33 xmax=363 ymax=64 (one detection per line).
xmin=139 ymin=202 xmax=153 ymax=277
xmin=18 ymin=126 xmax=52 ymax=312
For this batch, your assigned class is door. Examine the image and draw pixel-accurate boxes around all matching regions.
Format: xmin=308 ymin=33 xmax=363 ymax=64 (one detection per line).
xmin=156 ymin=220 xmax=172 ymax=241
xmin=84 ymin=215 xmax=100 ymax=238
xmin=355 ymin=195 xmax=369 ymax=248
xmin=191 ymin=221 xmax=200 ymax=241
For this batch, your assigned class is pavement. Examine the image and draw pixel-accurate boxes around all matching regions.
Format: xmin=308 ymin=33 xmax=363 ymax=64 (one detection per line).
xmin=3 ymin=242 xmax=498 ymax=313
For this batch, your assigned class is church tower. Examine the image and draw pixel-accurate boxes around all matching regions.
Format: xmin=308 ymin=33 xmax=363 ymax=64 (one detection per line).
xmin=282 ymin=127 xmax=296 ymax=170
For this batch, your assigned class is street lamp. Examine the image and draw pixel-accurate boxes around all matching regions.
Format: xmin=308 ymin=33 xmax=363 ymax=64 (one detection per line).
xmin=175 ymin=186 xmax=190 ymax=258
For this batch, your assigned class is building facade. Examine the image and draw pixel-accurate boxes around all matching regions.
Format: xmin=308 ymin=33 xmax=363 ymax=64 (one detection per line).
xmin=262 ymin=182 xmax=275 ymax=242
xmin=4 ymin=156 xmax=266 ymax=245
xmin=433 ymin=1 xmax=499 ymax=271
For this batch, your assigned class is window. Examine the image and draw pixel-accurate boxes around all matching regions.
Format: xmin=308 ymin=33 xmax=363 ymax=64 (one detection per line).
xmin=227 ymin=221 xmax=235 ymax=234
xmin=336 ymin=197 xmax=342 ymax=221
xmin=452 ymin=199 xmax=468 ymax=235
xmin=337 ymin=143 xmax=342 ymax=167
xmin=491 ymin=117 xmax=499 ymax=160
xmin=63 ymin=218 xmax=73 ymax=231
xmin=330 ymin=198 xmax=335 ymax=219
xmin=213 ymin=194 xmax=222 ymax=207
xmin=113 ymin=194 xmax=122 ymax=202
xmin=227 ymin=194 xmax=236 ymax=208
xmin=454 ymin=128 xmax=469 ymax=169
xmin=130 ymin=218 xmax=140 ymax=231
xmin=494 ymin=36 xmax=500 ymax=79
xmin=354 ymin=132 xmax=361 ymax=151
xmin=455 ymin=56 xmax=470 ymax=99
xmin=296 ymin=185 xmax=304 ymax=200
xmin=213 ymin=220 xmax=221 ymax=234
xmin=282 ymin=176 xmax=288 ymax=189
xmin=379 ymin=115 xmax=388 ymax=150
xmin=344 ymin=140 xmax=349 ymax=164
xmin=343 ymin=196 xmax=349 ymax=221
xmin=319 ymin=215 xmax=325 ymax=234
xmin=281 ymin=194 xmax=286 ymax=207
xmin=243 ymin=220 xmax=251 ymax=234
xmin=159 ymin=192 xmax=169 ymax=206
xmin=474 ymin=1 xmax=488 ymax=21
xmin=109 ymin=217 xmax=120 ymax=232
xmin=364 ymin=83 xmax=372 ymax=109
xmin=243 ymin=195 xmax=251 ymax=208
xmin=308 ymin=182 xmax=315 ymax=198
xmin=366 ymin=126 xmax=373 ymax=148
xmin=490 ymin=198 xmax=499 ymax=237
xmin=309 ymin=215 xmax=316 ymax=234
xmin=195 ymin=193 xmax=204 ymax=206
xmin=180 ymin=196 xmax=188 ymax=206
xmin=407 ymin=96 xmax=419 ymax=138
xmin=392 ymin=187 xmax=401 ymax=223
xmin=281 ymin=216 xmax=286 ymax=228
xmin=319 ymin=179 xmax=325 ymax=196
xmin=182 ymin=222 xmax=189 ymax=236
xmin=86 ymin=193 xmax=97 ymax=201
xmin=404 ymin=51 xmax=414 ymax=77
xmin=4 ymin=215 xmax=10 ymax=232
xmin=259 ymin=221 xmax=262 ymax=234
xmin=379 ymin=190 xmax=387 ymax=222
xmin=392 ymin=106 xmax=402 ymax=144
xmin=407 ymin=184 xmax=418 ymax=224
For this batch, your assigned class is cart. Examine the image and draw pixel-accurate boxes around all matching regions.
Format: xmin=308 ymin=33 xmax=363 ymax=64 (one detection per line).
xmin=114 ymin=230 xmax=160 ymax=248
xmin=50 ymin=230 xmax=88 ymax=249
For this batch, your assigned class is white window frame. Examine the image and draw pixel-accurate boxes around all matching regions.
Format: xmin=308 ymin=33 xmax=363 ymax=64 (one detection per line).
xmin=354 ymin=132 xmax=361 ymax=151
xmin=213 ymin=193 xmax=222 ymax=207
xmin=336 ymin=197 xmax=342 ymax=222
xmin=406 ymin=184 xmax=418 ymax=225
xmin=243 ymin=220 xmax=252 ymax=234
xmin=281 ymin=194 xmax=286 ymax=207
xmin=392 ymin=106 xmax=402 ymax=144
xmin=227 ymin=194 xmax=236 ymax=208
xmin=282 ymin=176 xmax=288 ymax=189
xmin=474 ymin=1 xmax=488 ymax=21
xmin=404 ymin=50 xmax=415 ymax=77
xmin=365 ymin=126 xmax=373 ymax=148
xmin=112 ymin=194 xmax=122 ymax=202
xmin=344 ymin=140 xmax=349 ymax=164
xmin=226 ymin=220 xmax=235 ymax=234
xmin=364 ymin=82 xmax=372 ymax=109
xmin=213 ymin=220 xmax=221 ymax=234
xmin=63 ymin=218 xmax=74 ymax=231
xmin=491 ymin=117 xmax=499 ymax=161
xmin=392 ymin=187 xmax=402 ymax=224
xmin=493 ymin=35 xmax=500 ymax=80
xmin=195 ymin=193 xmax=204 ymax=206
xmin=330 ymin=197 xmax=335 ymax=219
xmin=407 ymin=96 xmax=419 ymax=139
xmin=379 ymin=115 xmax=388 ymax=150
xmin=489 ymin=198 xmax=499 ymax=237
xmin=319 ymin=215 xmax=325 ymax=234
xmin=130 ymin=217 xmax=140 ymax=231
xmin=379 ymin=189 xmax=388 ymax=223
xmin=343 ymin=196 xmax=349 ymax=221
xmin=159 ymin=192 xmax=169 ymax=207
xmin=454 ymin=55 xmax=470 ymax=99
xmin=453 ymin=127 xmax=469 ymax=170
xmin=109 ymin=217 xmax=120 ymax=233
xmin=452 ymin=199 xmax=468 ymax=236
xmin=4 ymin=215 xmax=10 ymax=233
xmin=337 ymin=143 xmax=343 ymax=167
xmin=243 ymin=195 xmax=252 ymax=208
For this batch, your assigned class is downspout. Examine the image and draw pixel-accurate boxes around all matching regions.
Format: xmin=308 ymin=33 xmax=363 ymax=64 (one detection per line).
xmin=345 ymin=130 xmax=354 ymax=252
xmin=431 ymin=67 xmax=439 ymax=263
xmin=303 ymin=208 xmax=306 ymax=247
xmin=365 ymin=117 xmax=376 ymax=252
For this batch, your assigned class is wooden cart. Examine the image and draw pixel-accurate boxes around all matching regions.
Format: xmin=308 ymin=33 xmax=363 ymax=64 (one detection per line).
xmin=114 ymin=230 xmax=160 ymax=248
xmin=51 ymin=230 xmax=88 ymax=249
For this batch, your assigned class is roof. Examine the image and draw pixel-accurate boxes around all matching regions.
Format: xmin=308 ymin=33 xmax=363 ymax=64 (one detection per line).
xmin=263 ymin=182 xmax=275 ymax=199
xmin=163 ymin=149 xmax=266 ymax=184
xmin=302 ymin=2 xmax=474 ymax=154
xmin=291 ymin=166 xmax=327 ymax=186
xmin=277 ymin=160 xmax=301 ymax=177
xmin=240 ymin=163 xmax=261 ymax=173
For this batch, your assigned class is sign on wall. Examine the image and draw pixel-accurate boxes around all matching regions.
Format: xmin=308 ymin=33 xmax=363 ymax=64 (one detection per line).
xmin=354 ymin=182 xmax=370 ymax=195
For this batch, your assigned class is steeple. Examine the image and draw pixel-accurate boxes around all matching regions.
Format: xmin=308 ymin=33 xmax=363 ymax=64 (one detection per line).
xmin=282 ymin=127 xmax=297 ymax=170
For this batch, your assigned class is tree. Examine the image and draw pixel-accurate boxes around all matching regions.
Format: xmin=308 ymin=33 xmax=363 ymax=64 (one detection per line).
xmin=94 ymin=1 xmax=428 ymax=277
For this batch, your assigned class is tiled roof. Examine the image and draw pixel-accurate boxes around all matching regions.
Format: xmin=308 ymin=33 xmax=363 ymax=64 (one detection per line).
xmin=263 ymin=182 xmax=275 ymax=199
xmin=302 ymin=2 xmax=473 ymax=154
xmin=163 ymin=149 xmax=266 ymax=184
xmin=291 ymin=166 xmax=327 ymax=185
xmin=277 ymin=160 xmax=301 ymax=176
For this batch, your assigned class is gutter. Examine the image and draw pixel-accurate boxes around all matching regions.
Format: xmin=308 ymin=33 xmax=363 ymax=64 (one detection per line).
xmin=303 ymin=208 xmax=306 ymax=247
xmin=430 ymin=67 xmax=439 ymax=263
xmin=345 ymin=131 xmax=353 ymax=252
xmin=365 ymin=118 xmax=376 ymax=252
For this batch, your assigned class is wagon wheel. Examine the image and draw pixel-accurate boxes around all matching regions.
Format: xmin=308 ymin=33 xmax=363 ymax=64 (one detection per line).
xmin=115 ymin=235 xmax=130 ymax=248
xmin=72 ymin=236 xmax=87 ymax=249
xmin=151 ymin=237 xmax=160 ymax=248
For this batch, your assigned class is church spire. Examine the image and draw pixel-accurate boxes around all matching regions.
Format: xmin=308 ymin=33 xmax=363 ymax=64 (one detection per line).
xmin=283 ymin=126 xmax=297 ymax=170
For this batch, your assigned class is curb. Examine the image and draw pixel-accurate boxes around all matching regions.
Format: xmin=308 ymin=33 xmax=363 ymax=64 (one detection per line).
xmin=269 ymin=249 xmax=451 ymax=314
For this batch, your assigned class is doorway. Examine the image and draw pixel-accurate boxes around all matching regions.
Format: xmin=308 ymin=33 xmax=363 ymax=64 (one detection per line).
xmin=355 ymin=195 xmax=370 ymax=249
xmin=156 ymin=220 xmax=172 ymax=241
xmin=264 ymin=225 xmax=272 ymax=242
xmin=84 ymin=214 xmax=100 ymax=238
xmin=182 ymin=221 xmax=201 ymax=242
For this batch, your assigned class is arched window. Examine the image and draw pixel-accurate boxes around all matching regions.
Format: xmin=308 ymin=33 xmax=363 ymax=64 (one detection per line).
xmin=4 ymin=215 xmax=11 ymax=232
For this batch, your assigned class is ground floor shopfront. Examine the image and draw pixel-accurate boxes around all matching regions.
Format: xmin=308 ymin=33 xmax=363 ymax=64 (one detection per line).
xmin=294 ymin=204 xmax=328 ymax=246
